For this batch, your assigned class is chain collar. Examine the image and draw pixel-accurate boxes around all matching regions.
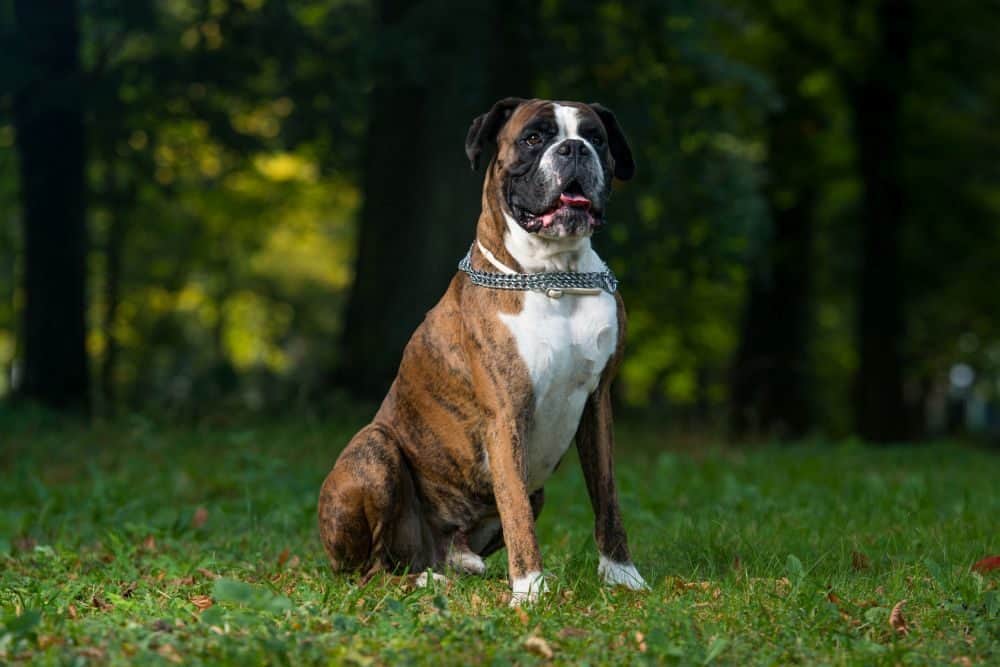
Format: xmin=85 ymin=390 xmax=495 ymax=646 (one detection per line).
xmin=457 ymin=242 xmax=618 ymax=299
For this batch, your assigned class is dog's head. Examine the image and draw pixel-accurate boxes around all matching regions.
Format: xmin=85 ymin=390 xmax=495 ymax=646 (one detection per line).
xmin=466 ymin=98 xmax=634 ymax=239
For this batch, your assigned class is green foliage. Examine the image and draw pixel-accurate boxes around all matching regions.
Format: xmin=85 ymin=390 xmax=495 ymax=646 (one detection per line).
xmin=1 ymin=419 xmax=998 ymax=664
xmin=1 ymin=0 xmax=999 ymax=433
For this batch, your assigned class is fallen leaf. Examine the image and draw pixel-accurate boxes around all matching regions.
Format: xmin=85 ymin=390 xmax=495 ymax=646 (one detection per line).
xmin=37 ymin=634 xmax=62 ymax=649
xmin=190 ymin=595 xmax=213 ymax=611
xmin=731 ymin=554 xmax=742 ymax=572
xmin=120 ymin=581 xmax=137 ymax=598
xmin=952 ymin=657 xmax=973 ymax=666
xmin=635 ymin=631 xmax=647 ymax=653
xmin=889 ymin=599 xmax=910 ymax=636
xmin=852 ymin=551 xmax=871 ymax=571
xmin=170 ymin=576 xmax=195 ymax=587
xmin=557 ymin=627 xmax=588 ymax=639
xmin=67 ymin=604 xmax=78 ymax=620
xmin=277 ymin=548 xmax=290 ymax=567
xmin=197 ymin=568 xmax=219 ymax=580
xmin=191 ymin=507 xmax=209 ymax=529
xmin=150 ymin=619 xmax=173 ymax=633
xmin=515 ymin=605 xmax=530 ymax=626
xmin=78 ymin=647 xmax=107 ymax=660
xmin=156 ymin=643 xmax=183 ymax=664
xmin=287 ymin=555 xmax=300 ymax=569
xmin=13 ymin=536 xmax=37 ymax=552
xmin=141 ymin=535 xmax=157 ymax=552
xmin=91 ymin=595 xmax=112 ymax=612
xmin=524 ymin=636 xmax=554 ymax=660
xmin=827 ymin=591 xmax=843 ymax=606
xmin=971 ymin=556 xmax=1000 ymax=574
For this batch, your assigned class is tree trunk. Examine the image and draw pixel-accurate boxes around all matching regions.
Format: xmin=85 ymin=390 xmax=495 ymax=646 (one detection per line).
xmin=850 ymin=0 xmax=912 ymax=442
xmin=12 ymin=0 xmax=90 ymax=412
xmin=729 ymin=92 xmax=818 ymax=439
xmin=101 ymin=177 xmax=131 ymax=413
xmin=337 ymin=0 xmax=536 ymax=398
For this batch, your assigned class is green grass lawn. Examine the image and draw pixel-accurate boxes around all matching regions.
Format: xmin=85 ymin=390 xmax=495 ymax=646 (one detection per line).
xmin=1 ymin=413 xmax=998 ymax=665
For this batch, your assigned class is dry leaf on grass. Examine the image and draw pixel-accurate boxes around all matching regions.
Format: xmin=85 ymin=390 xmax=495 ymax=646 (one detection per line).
xmin=277 ymin=548 xmax=291 ymax=568
xmin=515 ymin=606 xmax=530 ymax=626
xmin=120 ymin=581 xmax=137 ymax=598
xmin=635 ymin=631 xmax=648 ymax=653
xmin=13 ymin=536 xmax=37 ymax=552
xmin=889 ymin=599 xmax=910 ymax=636
xmin=971 ymin=555 xmax=1000 ymax=574
xmin=141 ymin=535 xmax=157 ymax=552
xmin=190 ymin=595 xmax=213 ymax=611
xmin=197 ymin=568 xmax=219 ymax=580
xmin=91 ymin=595 xmax=112 ymax=612
xmin=557 ymin=627 xmax=588 ymax=639
xmin=66 ymin=604 xmax=78 ymax=620
xmin=37 ymin=635 xmax=62 ymax=649
xmin=191 ymin=507 xmax=209 ymax=529
xmin=156 ymin=643 xmax=183 ymax=664
xmin=852 ymin=551 xmax=871 ymax=571
xmin=78 ymin=647 xmax=106 ymax=660
xmin=524 ymin=636 xmax=554 ymax=660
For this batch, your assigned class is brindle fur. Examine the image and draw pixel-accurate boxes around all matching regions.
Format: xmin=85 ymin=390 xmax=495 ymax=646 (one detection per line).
xmin=318 ymin=99 xmax=635 ymax=587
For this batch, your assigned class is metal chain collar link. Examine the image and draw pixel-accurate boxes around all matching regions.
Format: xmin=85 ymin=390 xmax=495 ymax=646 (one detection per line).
xmin=458 ymin=245 xmax=618 ymax=298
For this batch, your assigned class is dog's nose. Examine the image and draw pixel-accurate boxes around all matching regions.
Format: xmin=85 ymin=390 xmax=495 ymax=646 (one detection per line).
xmin=555 ymin=139 xmax=586 ymax=159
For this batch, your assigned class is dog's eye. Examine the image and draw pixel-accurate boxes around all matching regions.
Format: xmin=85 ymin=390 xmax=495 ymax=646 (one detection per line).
xmin=524 ymin=133 xmax=542 ymax=147
xmin=590 ymin=135 xmax=605 ymax=147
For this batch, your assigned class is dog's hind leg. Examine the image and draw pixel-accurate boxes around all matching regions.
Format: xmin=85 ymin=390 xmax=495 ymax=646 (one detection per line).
xmin=318 ymin=424 xmax=415 ymax=578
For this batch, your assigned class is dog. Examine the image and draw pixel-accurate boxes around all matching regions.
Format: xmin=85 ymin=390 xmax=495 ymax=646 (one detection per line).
xmin=319 ymin=97 xmax=646 ymax=605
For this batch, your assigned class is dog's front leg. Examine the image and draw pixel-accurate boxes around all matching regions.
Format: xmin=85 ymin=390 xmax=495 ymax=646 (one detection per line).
xmin=485 ymin=421 xmax=546 ymax=606
xmin=576 ymin=384 xmax=648 ymax=590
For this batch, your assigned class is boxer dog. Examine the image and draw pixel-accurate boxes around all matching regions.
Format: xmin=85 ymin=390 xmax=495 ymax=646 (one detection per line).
xmin=319 ymin=98 xmax=647 ymax=605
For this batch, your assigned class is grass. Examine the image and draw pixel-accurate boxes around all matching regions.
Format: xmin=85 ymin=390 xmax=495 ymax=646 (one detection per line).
xmin=1 ymin=412 xmax=998 ymax=665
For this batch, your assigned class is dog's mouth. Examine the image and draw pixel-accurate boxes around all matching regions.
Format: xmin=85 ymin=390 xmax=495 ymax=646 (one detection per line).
xmin=515 ymin=181 xmax=604 ymax=236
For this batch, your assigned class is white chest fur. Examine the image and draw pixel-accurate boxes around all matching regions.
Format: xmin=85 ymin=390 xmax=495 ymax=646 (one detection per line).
xmin=497 ymin=231 xmax=618 ymax=492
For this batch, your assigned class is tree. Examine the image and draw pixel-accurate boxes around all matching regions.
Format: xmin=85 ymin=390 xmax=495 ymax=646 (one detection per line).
xmin=728 ymin=13 xmax=826 ymax=439
xmin=337 ymin=0 xmax=538 ymax=398
xmin=11 ymin=0 xmax=90 ymax=412
xmin=850 ymin=0 xmax=913 ymax=442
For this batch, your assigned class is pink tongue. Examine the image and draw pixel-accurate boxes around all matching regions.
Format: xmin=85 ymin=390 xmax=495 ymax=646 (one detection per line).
xmin=559 ymin=192 xmax=591 ymax=209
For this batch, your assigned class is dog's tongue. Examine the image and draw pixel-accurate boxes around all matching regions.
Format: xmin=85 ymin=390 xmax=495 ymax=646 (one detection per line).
xmin=559 ymin=192 xmax=591 ymax=209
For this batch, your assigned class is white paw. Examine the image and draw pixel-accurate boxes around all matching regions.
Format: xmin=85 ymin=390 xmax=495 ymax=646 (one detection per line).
xmin=598 ymin=555 xmax=649 ymax=590
xmin=447 ymin=550 xmax=486 ymax=575
xmin=414 ymin=571 xmax=449 ymax=588
xmin=509 ymin=571 xmax=548 ymax=607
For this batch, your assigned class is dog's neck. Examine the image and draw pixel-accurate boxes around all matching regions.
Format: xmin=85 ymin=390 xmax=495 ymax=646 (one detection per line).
xmin=474 ymin=170 xmax=592 ymax=274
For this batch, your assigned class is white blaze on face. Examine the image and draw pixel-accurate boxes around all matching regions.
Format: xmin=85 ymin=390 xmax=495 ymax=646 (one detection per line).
xmin=537 ymin=104 xmax=605 ymax=191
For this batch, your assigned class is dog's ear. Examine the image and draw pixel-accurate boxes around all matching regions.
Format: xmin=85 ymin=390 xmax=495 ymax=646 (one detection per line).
xmin=465 ymin=97 xmax=525 ymax=171
xmin=589 ymin=103 xmax=635 ymax=181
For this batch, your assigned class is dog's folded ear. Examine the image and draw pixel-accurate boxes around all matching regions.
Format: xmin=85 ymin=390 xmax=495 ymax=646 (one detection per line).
xmin=589 ymin=103 xmax=635 ymax=181
xmin=465 ymin=97 xmax=525 ymax=171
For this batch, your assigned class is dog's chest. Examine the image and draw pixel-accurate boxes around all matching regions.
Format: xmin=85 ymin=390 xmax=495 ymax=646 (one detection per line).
xmin=499 ymin=291 xmax=618 ymax=491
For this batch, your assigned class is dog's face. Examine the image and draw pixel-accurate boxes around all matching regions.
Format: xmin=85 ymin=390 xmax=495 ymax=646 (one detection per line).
xmin=466 ymin=98 xmax=634 ymax=239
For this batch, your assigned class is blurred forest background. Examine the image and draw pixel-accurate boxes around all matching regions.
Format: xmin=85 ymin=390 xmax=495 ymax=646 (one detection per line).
xmin=1 ymin=0 xmax=999 ymax=442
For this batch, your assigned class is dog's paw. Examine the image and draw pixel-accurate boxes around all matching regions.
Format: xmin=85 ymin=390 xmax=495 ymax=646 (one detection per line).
xmin=509 ymin=571 xmax=548 ymax=607
xmin=413 ymin=571 xmax=449 ymax=588
xmin=598 ymin=556 xmax=649 ymax=590
xmin=447 ymin=549 xmax=487 ymax=575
